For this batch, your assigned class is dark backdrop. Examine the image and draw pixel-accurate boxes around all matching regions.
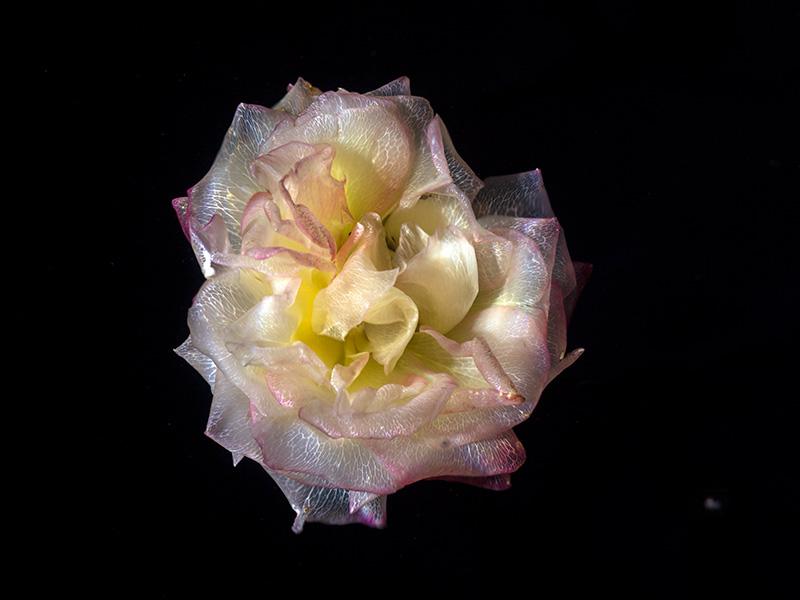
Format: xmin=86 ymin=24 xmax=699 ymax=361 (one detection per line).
xmin=40 ymin=2 xmax=797 ymax=595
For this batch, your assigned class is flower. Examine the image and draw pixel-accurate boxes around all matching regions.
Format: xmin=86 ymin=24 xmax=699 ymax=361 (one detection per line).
xmin=174 ymin=77 xmax=589 ymax=532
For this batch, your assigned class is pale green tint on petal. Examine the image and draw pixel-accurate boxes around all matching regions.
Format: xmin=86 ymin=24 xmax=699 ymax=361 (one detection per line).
xmin=395 ymin=227 xmax=479 ymax=333
xmin=362 ymin=287 xmax=419 ymax=373
xmin=384 ymin=188 xmax=513 ymax=294
xmin=470 ymin=227 xmax=550 ymax=315
xmin=399 ymin=331 xmax=490 ymax=390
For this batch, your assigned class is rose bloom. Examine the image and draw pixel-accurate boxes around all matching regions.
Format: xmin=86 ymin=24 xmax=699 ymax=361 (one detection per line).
xmin=174 ymin=77 xmax=589 ymax=532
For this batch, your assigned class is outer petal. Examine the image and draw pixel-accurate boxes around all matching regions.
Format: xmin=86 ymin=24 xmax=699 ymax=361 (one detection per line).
xmin=175 ymin=336 xmax=216 ymax=387
xmin=187 ymin=268 xmax=291 ymax=406
xmin=206 ymin=371 xmax=264 ymax=466
xmin=188 ymin=104 xmax=288 ymax=252
xmin=267 ymin=92 xmax=451 ymax=219
xmin=366 ymin=76 xmax=411 ymax=97
xmin=471 ymin=169 xmax=554 ymax=219
xmin=298 ymin=375 xmax=455 ymax=439
xmin=438 ymin=117 xmax=484 ymax=200
xmin=250 ymin=407 xmax=526 ymax=495
xmin=268 ymin=472 xmax=387 ymax=533
xmin=272 ymin=78 xmax=321 ymax=116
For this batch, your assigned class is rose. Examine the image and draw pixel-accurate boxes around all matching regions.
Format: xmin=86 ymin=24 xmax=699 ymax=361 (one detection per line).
xmin=174 ymin=77 xmax=588 ymax=532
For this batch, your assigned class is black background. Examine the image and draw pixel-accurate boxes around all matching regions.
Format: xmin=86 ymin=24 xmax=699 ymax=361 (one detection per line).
xmin=39 ymin=2 xmax=797 ymax=595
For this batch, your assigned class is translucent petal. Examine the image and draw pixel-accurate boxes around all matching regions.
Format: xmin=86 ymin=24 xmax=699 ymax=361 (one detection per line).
xmin=366 ymin=76 xmax=411 ymax=97
xmin=472 ymin=169 xmax=553 ymax=219
xmin=362 ymin=287 xmax=418 ymax=372
xmin=312 ymin=220 xmax=399 ymax=340
xmin=267 ymin=92 xmax=451 ymax=220
xmin=438 ymin=117 xmax=483 ymax=200
xmin=395 ymin=227 xmax=479 ymax=333
xmin=298 ymin=376 xmax=455 ymax=439
xmin=187 ymin=268 xmax=289 ymax=406
xmin=206 ymin=371 xmax=264 ymax=465
xmin=385 ymin=187 xmax=513 ymax=293
xmin=268 ymin=93 xmax=414 ymax=219
xmin=448 ymin=305 xmax=550 ymax=405
xmin=272 ymin=78 xmax=321 ymax=116
xmin=223 ymin=283 xmax=299 ymax=349
xmin=240 ymin=191 xmax=334 ymax=259
xmin=470 ymin=226 xmax=552 ymax=315
xmin=251 ymin=408 xmax=526 ymax=494
xmin=268 ymin=471 xmax=387 ymax=532
xmin=189 ymin=104 xmax=288 ymax=252
xmin=174 ymin=336 xmax=216 ymax=387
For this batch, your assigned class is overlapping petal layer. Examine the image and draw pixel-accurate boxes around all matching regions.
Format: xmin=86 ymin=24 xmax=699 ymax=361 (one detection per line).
xmin=175 ymin=77 xmax=587 ymax=531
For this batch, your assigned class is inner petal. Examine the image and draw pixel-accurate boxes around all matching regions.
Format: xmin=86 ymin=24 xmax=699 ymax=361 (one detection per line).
xmin=395 ymin=227 xmax=479 ymax=333
xmin=312 ymin=242 xmax=398 ymax=341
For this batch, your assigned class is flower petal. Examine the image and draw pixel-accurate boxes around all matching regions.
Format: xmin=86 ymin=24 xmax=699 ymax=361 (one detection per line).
xmin=395 ymin=226 xmax=479 ymax=333
xmin=363 ymin=287 xmax=418 ymax=372
xmin=299 ymin=375 xmax=455 ymax=439
xmin=282 ymin=145 xmax=355 ymax=247
xmin=206 ymin=371 xmax=264 ymax=466
xmin=189 ymin=104 xmax=288 ymax=251
xmin=366 ymin=76 xmax=411 ymax=97
xmin=175 ymin=336 xmax=216 ymax=387
xmin=312 ymin=217 xmax=399 ymax=340
xmin=438 ymin=117 xmax=483 ymax=200
xmin=272 ymin=78 xmax=321 ymax=116
xmin=268 ymin=471 xmax=386 ymax=533
xmin=250 ymin=407 xmax=527 ymax=494
xmin=268 ymin=93 xmax=415 ymax=219
xmin=472 ymin=168 xmax=553 ymax=219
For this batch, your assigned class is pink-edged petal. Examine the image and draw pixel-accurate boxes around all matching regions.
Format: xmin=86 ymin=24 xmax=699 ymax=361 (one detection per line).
xmin=251 ymin=142 xmax=319 ymax=194
xmin=281 ymin=145 xmax=355 ymax=247
xmin=250 ymin=405 xmax=527 ymax=495
xmin=331 ymin=353 xmax=370 ymax=393
xmin=188 ymin=103 xmax=288 ymax=252
xmin=268 ymin=471 xmax=387 ymax=533
xmin=240 ymin=343 xmax=333 ymax=410
xmin=298 ymin=375 xmax=455 ymax=439
xmin=439 ymin=473 xmax=512 ymax=491
xmin=419 ymin=328 xmax=520 ymax=399
xmin=366 ymin=76 xmax=411 ymax=97
xmin=448 ymin=305 xmax=550 ymax=405
xmin=272 ymin=78 xmax=321 ymax=116
xmin=172 ymin=197 xmax=191 ymax=240
xmin=267 ymin=92 xmax=416 ymax=219
xmin=240 ymin=190 xmax=335 ymax=259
